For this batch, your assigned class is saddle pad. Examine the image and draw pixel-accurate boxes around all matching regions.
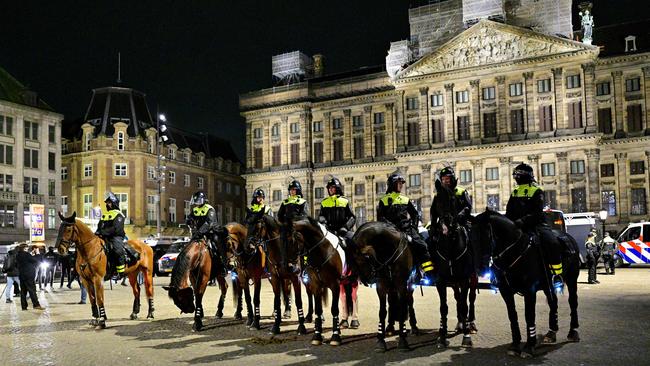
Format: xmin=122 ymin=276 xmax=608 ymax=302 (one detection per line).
xmin=320 ymin=223 xmax=347 ymax=276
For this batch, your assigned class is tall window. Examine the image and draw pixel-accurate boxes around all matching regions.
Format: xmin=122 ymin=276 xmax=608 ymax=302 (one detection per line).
xmin=23 ymin=177 xmax=38 ymax=195
xmin=539 ymin=105 xmax=553 ymax=132
xmin=315 ymin=187 xmax=324 ymax=199
xmin=83 ymin=194 xmax=93 ymax=218
xmin=85 ymin=133 xmax=92 ymax=151
xmin=627 ymin=104 xmax=643 ymax=132
xmin=596 ymin=82 xmax=610 ymax=96
xmin=409 ymin=174 xmax=421 ymax=187
xmin=568 ymin=102 xmax=583 ymax=128
xmin=226 ymin=182 xmax=232 ymax=194
xmin=432 ymin=119 xmax=444 ymax=143
xmin=24 ymin=148 xmax=38 ymax=168
xmin=510 ymin=109 xmax=524 ymax=134
xmin=271 ymin=124 xmax=280 ymax=136
xmin=354 ymin=184 xmax=365 ymax=196
xmin=184 ymin=200 xmax=191 ymax=221
xmin=373 ymin=112 xmax=385 ymax=125
xmin=601 ymin=163 xmax=615 ymax=177
xmin=167 ymin=147 xmax=176 ymax=160
xmin=631 ymin=188 xmax=647 ymax=215
xmin=114 ymin=163 xmax=128 ymax=177
xmin=598 ymin=108 xmax=613 ymax=134
xmin=459 ymin=170 xmax=472 ymax=184
xmin=147 ymin=166 xmax=155 ymax=180
xmin=456 ymin=90 xmax=469 ymax=103
xmin=482 ymin=87 xmax=495 ymax=100
xmin=406 ymin=97 xmax=418 ymax=110
xmin=184 ymin=174 xmax=190 ymax=187
xmin=333 ymin=139 xmax=343 ymax=161
xmin=48 ymin=179 xmax=55 ymax=196
xmin=169 ymin=198 xmax=177 ymax=223
xmin=272 ymin=145 xmax=281 ymax=166
xmin=61 ymin=167 xmax=68 ymax=181
xmin=253 ymin=128 xmax=262 ymax=138
xmin=566 ymin=74 xmax=581 ymax=89
xmin=601 ymin=190 xmax=617 ymax=216
xmin=115 ymin=193 xmax=128 ymax=218
xmin=217 ymin=180 xmax=222 ymax=193
xmin=24 ymin=120 xmax=39 ymax=140
xmin=457 ymin=116 xmax=470 ymax=141
xmin=272 ymin=190 xmax=282 ymax=202
xmin=48 ymin=152 xmax=55 ymax=171
xmin=537 ymin=79 xmax=551 ymax=93
xmin=545 ymin=190 xmax=557 ymax=209
xmin=630 ymin=161 xmax=645 ymax=175
xmin=483 ymin=112 xmax=497 ymax=138
xmin=430 ymin=94 xmax=443 ymax=107
xmin=197 ymin=177 xmax=204 ymax=189
xmin=254 ymin=147 xmax=263 ymax=169
xmin=117 ymin=131 xmax=125 ymax=150
xmin=355 ymin=206 xmax=366 ymax=227
xmin=0 ymin=144 xmax=13 ymax=165
xmin=570 ymin=160 xmax=585 ymax=174
xmin=146 ymin=195 xmax=156 ymax=223
xmin=487 ymin=194 xmax=500 ymax=211
xmin=313 ymin=142 xmax=323 ymax=164
xmin=313 ymin=121 xmax=322 ymax=132
xmin=0 ymin=174 xmax=12 ymax=192
xmin=571 ymin=188 xmax=587 ymax=212
xmin=290 ymin=143 xmax=300 ymax=165
xmin=290 ymin=122 xmax=299 ymax=134
xmin=352 ymin=115 xmax=363 ymax=127
xmin=374 ymin=134 xmax=385 ymax=156
xmin=168 ymin=171 xmax=176 ymax=184
xmin=84 ymin=164 xmax=93 ymax=177
xmin=0 ymin=204 xmax=15 ymax=227
xmin=332 ymin=118 xmax=343 ymax=130
xmin=408 ymin=122 xmax=420 ymax=146
xmin=376 ymin=182 xmax=387 ymax=194
xmin=0 ymin=115 xmax=14 ymax=136
xmin=625 ymin=77 xmax=641 ymax=92
xmin=353 ymin=137 xmax=364 ymax=159
xmin=48 ymin=125 xmax=55 ymax=143
xmin=184 ymin=151 xmax=190 ymax=163
xmin=509 ymin=82 xmax=523 ymax=97
xmin=541 ymin=163 xmax=556 ymax=177
xmin=486 ymin=167 xmax=499 ymax=181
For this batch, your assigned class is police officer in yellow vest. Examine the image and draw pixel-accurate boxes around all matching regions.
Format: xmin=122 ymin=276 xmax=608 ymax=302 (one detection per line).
xmin=95 ymin=192 xmax=133 ymax=278
xmin=318 ymin=178 xmax=356 ymax=243
xmin=377 ymin=173 xmax=434 ymax=276
xmin=248 ymin=188 xmax=273 ymax=218
xmin=430 ymin=167 xmax=472 ymax=229
xmin=505 ymin=163 xmax=563 ymax=287
xmin=277 ymin=180 xmax=309 ymax=273
xmin=188 ymin=191 xmax=227 ymax=274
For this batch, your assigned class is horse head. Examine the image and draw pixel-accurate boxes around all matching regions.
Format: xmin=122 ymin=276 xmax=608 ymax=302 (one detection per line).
xmin=292 ymin=216 xmax=324 ymax=252
xmin=224 ymin=223 xmax=250 ymax=261
xmin=245 ymin=209 xmax=270 ymax=250
xmin=434 ymin=179 xmax=458 ymax=235
xmin=56 ymin=211 xmax=77 ymax=255
xmin=163 ymin=285 xmax=195 ymax=314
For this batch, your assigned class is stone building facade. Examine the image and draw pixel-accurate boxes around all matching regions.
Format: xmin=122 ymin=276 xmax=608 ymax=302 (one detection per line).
xmin=62 ymin=86 xmax=245 ymax=239
xmin=0 ymin=66 xmax=63 ymax=244
xmin=241 ymin=7 xmax=650 ymax=232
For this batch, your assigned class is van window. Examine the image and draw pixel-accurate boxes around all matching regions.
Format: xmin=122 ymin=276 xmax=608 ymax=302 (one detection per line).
xmin=544 ymin=211 xmax=566 ymax=232
xmin=626 ymin=227 xmax=642 ymax=241
xmin=644 ymin=224 xmax=650 ymax=241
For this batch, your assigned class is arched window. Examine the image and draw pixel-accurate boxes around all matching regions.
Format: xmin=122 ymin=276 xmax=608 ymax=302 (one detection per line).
xmin=117 ymin=131 xmax=125 ymax=150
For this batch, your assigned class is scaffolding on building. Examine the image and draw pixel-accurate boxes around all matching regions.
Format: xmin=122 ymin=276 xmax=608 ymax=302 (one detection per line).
xmin=272 ymin=51 xmax=313 ymax=86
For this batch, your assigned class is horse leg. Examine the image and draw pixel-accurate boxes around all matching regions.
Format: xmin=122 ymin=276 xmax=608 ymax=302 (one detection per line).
xmin=520 ymin=292 xmax=538 ymax=359
xmin=500 ymin=287 xmax=522 ymax=356
xmin=270 ymin=277 xmax=282 ymax=335
xmin=93 ymin=277 xmax=107 ymax=329
xmin=311 ymin=288 xmax=324 ymax=345
xmin=215 ymin=275 xmax=228 ymax=318
xmin=453 ymin=285 xmax=463 ymax=333
xmin=330 ymin=285 xmax=342 ymax=346
xmin=233 ymin=277 xmax=243 ymax=320
xmin=252 ymin=277 xmax=262 ymax=330
xmin=375 ymin=289 xmax=388 ymax=353
xmin=566 ymin=269 xmax=580 ymax=342
xmin=291 ymin=276 xmax=307 ymax=335
xmin=143 ymin=267 xmax=155 ymax=319
xmin=386 ymin=289 xmax=396 ymax=336
xmin=407 ymin=290 xmax=419 ymax=335
xmin=283 ymin=280 xmax=292 ymax=319
xmin=542 ymin=285 xmax=559 ymax=344
xmin=83 ymin=278 xmax=99 ymax=326
xmin=436 ymin=282 xmax=449 ymax=348
xmin=459 ymin=284 xmax=472 ymax=348
xmin=397 ymin=287 xmax=410 ymax=352
xmin=350 ymin=281 xmax=359 ymax=329
xmin=468 ymin=278 xmax=478 ymax=334
xmin=339 ymin=283 xmax=348 ymax=328
xmin=305 ymin=287 xmax=314 ymax=323
xmin=193 ymin=272 xmax=209 ymax=332
xmin=242 ymin=279 xmax=253 ymax=325
xmin=128 ymin=272 xmax=140 ymax=320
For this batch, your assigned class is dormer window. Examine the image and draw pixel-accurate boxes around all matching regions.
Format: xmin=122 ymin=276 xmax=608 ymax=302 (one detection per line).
xmin=184 ymin=151 xmax=191 ymax=163
xmin=168 ymin=147 xmax=176 ymax=160
xmin=85 ymin=132 xmax=92 ymax=151
xmin=625 ymin=35 xmax=637 ymax=52
xmin=117 ymin=131 xmax=125 ymax=150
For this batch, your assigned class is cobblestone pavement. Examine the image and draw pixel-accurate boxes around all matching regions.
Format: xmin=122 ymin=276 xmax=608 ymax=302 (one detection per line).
xmin=1 ymin=267 xmax=648 ymax=365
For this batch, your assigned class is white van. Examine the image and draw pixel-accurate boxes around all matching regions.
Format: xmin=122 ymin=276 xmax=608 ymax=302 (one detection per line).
xmin=615 ymin=222 xmax=650 ymax=265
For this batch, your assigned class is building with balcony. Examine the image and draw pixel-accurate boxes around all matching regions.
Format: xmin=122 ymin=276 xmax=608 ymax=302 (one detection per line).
xmin=0 ymin=66 xmax=63 ymax=243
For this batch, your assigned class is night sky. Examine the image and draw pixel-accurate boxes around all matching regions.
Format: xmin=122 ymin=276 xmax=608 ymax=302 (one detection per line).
xmin=0 ymin=1 xmax=641 ymax=160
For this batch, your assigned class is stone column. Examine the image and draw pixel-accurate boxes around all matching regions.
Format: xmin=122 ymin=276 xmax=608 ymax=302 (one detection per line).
xmin=582 ymin=63 xmax=597 ymax=133
xmin=385 ymin=103 xmax=396 ymax=155
xmin=556 ymin=152 xmax=569 ymax=212
xmin=343 ymin=109 xmax=352 ymax=161
xmin=527 ymin=154 xmax=540 ymax=183
xmin=396 ymin=90 xmax=406 ymax=152
xmin=323 ymin=112 xmax=331 ymax=163
xmin=470 ymin=79 xmax=481 ymax=144
xmin=280 ymin=116 xmax=288 ymax=166
xmin=300 ymin=110 xmax=312 ymax=166
xmin=552 ymin=68 xmax=565 ymax=131
xmin=499 ymin=157 xmax=513 ymax=208
xmin=419 ymin=87 xmax=429 ymax=148
xmin=344 ymin=176 xmax=354 ymax=207
xmin=264 ymin=119 xmax=272 ymax=167
xmin=420 ymin=164 xmax=432 ymax=222
xmin=245 ymin=122 xmax=253 ymax=169
xmin=471 ymin=159 xmax=484 ymax=213
xmin=444 ymin=83 xmax=455 ymax=146
xmin=612 ymin=71 xmax=625 ymax=137
xmin=523 ymin=71 xmax=536 ymax=136
xmin=615 ymin=152 xmax=629 ymax=223
xmin=365 ymin=175 xmax=376 ymax=221
xmin=643 ymin=67 xmax=650 ymax=134
xmin=585 ymin=148 xmax=601 ymax=211
xmin=363 ymin=106 xmax=373 ymax=158
xmin=496 ymin=76 xmax=508 ymax=140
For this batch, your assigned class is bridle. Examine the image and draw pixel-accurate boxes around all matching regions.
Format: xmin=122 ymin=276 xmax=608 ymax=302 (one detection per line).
xmin=57 ymin=220 xmax=95 ymax=250
xmin=299 ymin=222 xmax=337 ymax=272
xmin=364 ymin=232 xmax=409 ymax=282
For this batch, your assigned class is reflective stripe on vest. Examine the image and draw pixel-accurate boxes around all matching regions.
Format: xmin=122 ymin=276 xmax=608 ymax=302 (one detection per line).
xmin=192 ymin=204 xmax=214 ymax=216
xmin=511 ymin=184 xmax=540 ymax=198
xmin=283 ymin=196 xmax=306 ymax=205
xmin=101 ymin=209 xmax=123 ymax=221
xmin=250 ymin=204 xmax=270 ymax=214
xmin=380 ymin=192 xmax=410 ymax=206
xmin=321 ymin=195 xmax=349 ymax=208
xmin=455 ymin=187 xmax=466 ymax=197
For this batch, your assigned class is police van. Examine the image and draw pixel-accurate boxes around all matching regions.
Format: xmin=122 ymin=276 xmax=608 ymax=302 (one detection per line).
xmin=615 ymin=222 xmax=650 ymax=266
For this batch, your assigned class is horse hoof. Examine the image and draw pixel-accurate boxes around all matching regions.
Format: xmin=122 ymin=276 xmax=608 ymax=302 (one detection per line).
xmin=147 ymin=313 xmax=154 ymax=319
xmin=520 ymin=344 xmax=535 ymax=359
xmin=507 ymin=343 xmax=521 ymax=356
xmin=567 ymin=329 xmax=580 ymax=342
xmin=454 ymin=321 xmax=463 ymax=333
xmin=461 ymin=335 xmax=473 ymax=348
xmin=398 ymin=337 xmax=411 ymax=352
xmin=311 ymin=334 xmax=323 ymax=346
xmin=270 ymin=325 xmax=280 ymax=335
xmin=234 ymin=312 xmax=243 ymax=321
xmin=98 ymin=321 xmax=107 ymax=329
xmin=543 ymin=330 xmax=557 ymax=344
xmin=469 ymin=322 xmax=478 ymax=334
xmin=283 ymin=310 xmax=292 ymax=319
xmin=385 ymin=324 xmax=395 ymax=336
xmin=89 ymin=319 xmax=98 ymax=326
xmin=374 ymin=339 xmax=387 ymax=353
xmin=305 ymin=314 xmax=313 ymax=323
xmin=297 ymin=324 xmax=307 ymax=335
xmin=437 ymin=339 xmax=449 ymax=349
xmin=411 ymin=326 xmax=420 ymax=336
xmin=129 ymin=313 xmax=138 ymax=320
xmin=330 ymin=334 xmax=342 ymax=346
xmin=193 ymin=322 xmax=203 ymax=332
xmin=215 ymin=310 xmax=223 ymax=319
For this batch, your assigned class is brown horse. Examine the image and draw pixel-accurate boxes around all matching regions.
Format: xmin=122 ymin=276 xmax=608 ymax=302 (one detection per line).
xmin=245 ymin=211 xmax=307 ymax=335
xmin=164 ymin=237 xmax=234 ymax=331
xmin=55 ymin=212 xmax=155 ymax=328
xmin=293 ymin=217 xmax=346 ymax=346
xmin=224 ymin=222 xmax=266 ymax=329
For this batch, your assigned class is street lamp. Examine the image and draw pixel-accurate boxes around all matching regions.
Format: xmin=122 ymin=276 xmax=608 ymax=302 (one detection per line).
xmin=598 ymin=209 xmax=608 ymax=239
xmin=156 ymin=111 xmax=168 ymax=238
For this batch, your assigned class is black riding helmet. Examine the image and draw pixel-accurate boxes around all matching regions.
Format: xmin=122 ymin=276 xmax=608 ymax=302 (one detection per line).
xmin=326 ymin=177 xmax=343 ymax=196
xmin=251 ymin=188 xmax=265 ymax=205
xmin=439 ymin=167 xmax=458 ymax=189
xmin=513 ymin=163 xmax=535 ymax=185
xmin=190 ymin=191 xmax=208 ymax=206
xmin=288 ymin=180 xmax=303 ymax=197
xmin=386 ymin=173 xmax=406 ymax=193
xmin=104 ymin=192 xmax=120 ymax=209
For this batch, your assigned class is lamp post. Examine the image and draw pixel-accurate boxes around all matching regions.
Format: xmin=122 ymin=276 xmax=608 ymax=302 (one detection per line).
xmin=156 ymin=111 xmax=168 ymax=238
xmin=598 ymin=209 xmax=608 ymax=239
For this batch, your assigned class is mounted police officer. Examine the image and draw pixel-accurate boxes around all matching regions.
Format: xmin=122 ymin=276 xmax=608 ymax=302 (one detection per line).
xmin=430 ymin=167 xmax=473 ymax=244
xmin=248 ymin=188 xmax=273 ymax=218
xmin=585 ymin=232 xmax=599 ymax=284
xmin=318 ymin=177 xmax=356 ymax=245
xmin=187 ymin=191 xmax=227 ymax=274
xmin=95 ymin=192 xmax=136 ymax=279
xmin=505 ymin=163 xmax=563 ymax=288
xmin=601 ymin=232 xmax=617 ymax=275
xmin=277 ymin=180 xmax=309 ymax=273
xmin=377 ymin=173 xmax=434 ymax=277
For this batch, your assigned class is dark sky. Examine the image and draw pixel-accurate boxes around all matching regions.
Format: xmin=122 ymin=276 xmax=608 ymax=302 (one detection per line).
xmin=0 ymin=1 xmax=642 ymax=160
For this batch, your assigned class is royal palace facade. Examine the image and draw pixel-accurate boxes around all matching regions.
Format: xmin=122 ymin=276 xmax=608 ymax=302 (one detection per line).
xmin=241 ymin=1 xmax=650 ymax=232
xmin=62 ymin=85 xmax=245 ymax=239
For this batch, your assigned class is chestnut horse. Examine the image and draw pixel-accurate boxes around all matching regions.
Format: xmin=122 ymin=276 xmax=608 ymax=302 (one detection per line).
xmin=55 ymin=212 xmax=154 ymax=328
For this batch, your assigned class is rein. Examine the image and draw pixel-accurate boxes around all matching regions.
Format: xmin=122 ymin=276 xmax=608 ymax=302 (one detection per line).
xmin=489 ymin=225 xmax=531 ymax=273
xmin=367 ymin=233 xmax=408 ymax=280
xmin=300 ymin=227 xmax=337 ymax=273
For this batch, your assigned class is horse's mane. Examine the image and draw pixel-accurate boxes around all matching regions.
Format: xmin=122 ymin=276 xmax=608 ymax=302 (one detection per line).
xmin=169 ymin=242 xmax=195 ymax=290
xmin=262 ymin=214 xmax=281 ymax=232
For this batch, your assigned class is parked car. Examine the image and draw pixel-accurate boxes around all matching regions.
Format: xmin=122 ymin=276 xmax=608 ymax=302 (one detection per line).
xmin=143 ymin=236 xmax=189 ymax=276
xmin=156 ymin=238 xmax=190 ymax=276
xmin=615 ymin=222 xmax=650 ymax=267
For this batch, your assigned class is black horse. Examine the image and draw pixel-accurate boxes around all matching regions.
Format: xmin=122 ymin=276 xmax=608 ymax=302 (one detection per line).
xmin=351 ymin=221 xmax=413 ymax=352
xmin=471 ymin=209 xmax=580 ymax=358
xmin=429 ymin=179 xmax=484 ymax=348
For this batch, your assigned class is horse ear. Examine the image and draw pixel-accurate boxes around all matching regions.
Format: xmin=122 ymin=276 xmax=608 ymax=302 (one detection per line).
xmin=435 ymin=179 xmax=442 ymax=192
xmin=72 ymin=211 xmax=77 ymax=220
xmin=58 ymin=211 xmax=64 ymax=220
